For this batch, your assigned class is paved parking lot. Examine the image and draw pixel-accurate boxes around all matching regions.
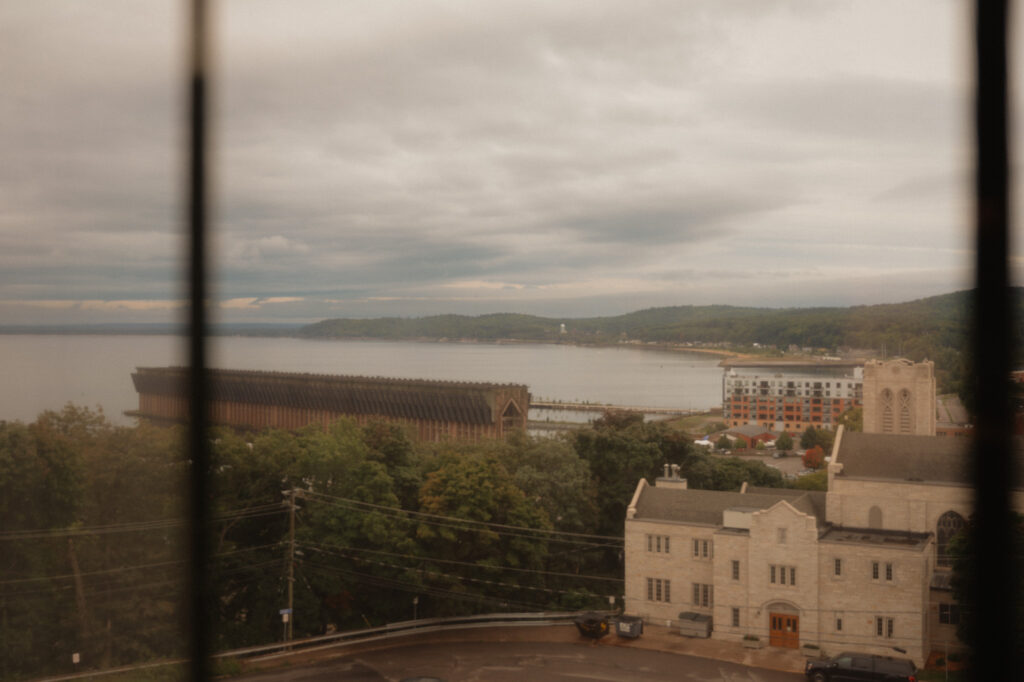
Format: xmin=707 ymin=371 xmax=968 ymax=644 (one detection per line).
xmin=239 ymin=640 xmax=805 ymax=681
xmin=238 ymin=623 xmax=808 ymax=682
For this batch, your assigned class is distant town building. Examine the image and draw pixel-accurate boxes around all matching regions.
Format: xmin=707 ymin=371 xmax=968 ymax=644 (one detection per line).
xmin=722 ymin=424 xmax=777 ymax=448
xmin=722 ymin=366 xmax=863 ymax=434
xmin=129 ymin=367 xmax=530 ymax=442
xmin=862 ymin=359 xmax=936 ymax=436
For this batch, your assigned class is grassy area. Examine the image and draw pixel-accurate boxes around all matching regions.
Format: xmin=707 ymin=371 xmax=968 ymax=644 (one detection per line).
xmin=663 ymin=412 xmax=725 ymax=434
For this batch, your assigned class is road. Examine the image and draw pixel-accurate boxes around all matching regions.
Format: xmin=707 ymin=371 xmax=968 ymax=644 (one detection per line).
xmin=238 ymin=641 xmax=805 ymax=682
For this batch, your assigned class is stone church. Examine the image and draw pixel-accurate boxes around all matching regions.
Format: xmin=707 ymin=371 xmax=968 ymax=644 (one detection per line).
xmin=623 ymin=359 xmax=1021 ymax=666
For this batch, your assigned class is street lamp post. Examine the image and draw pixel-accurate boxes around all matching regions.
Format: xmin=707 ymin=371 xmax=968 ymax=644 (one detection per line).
xmin=413 ymin=596 xmax=418 ymax=621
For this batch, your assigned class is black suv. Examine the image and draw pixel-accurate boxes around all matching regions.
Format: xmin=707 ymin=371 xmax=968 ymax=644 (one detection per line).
xmin=804 ymin=652 xmax=917 ymax=682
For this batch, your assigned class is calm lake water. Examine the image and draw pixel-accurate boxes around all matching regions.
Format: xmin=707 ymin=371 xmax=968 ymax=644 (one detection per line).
xmin=0 ymin=335 xmax=725 ymax=426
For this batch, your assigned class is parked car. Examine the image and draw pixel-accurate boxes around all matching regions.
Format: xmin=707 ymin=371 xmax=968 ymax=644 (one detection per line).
xmin=804 ymin=652 xmax=916 ymax=682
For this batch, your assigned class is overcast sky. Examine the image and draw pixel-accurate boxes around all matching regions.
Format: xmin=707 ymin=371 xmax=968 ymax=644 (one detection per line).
xmin=2 ymin=1 xmax=1019 ymax=325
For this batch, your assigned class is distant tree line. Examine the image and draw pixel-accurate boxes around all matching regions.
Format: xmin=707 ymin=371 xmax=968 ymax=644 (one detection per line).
xmin=299 ymin=289 xmax=1024 ymax=398
xmin=0 ymin=406 xmax=803 ymax=679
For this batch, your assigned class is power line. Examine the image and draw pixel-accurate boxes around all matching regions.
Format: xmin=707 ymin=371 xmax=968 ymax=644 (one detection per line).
xmin=302 ymin=491 xmax=623 ymax=549
xmin=0 ymin=542 xmax=284 ymax=586
xmin=299 ymin=561 xmax=552 ymax=612
xmin=307 ymin=548 xmax=610 ymax=598
xmin=0 ymin=502 xmax=287 ymax=541
xmin=299 ymin=540 xmax=622 ymax=583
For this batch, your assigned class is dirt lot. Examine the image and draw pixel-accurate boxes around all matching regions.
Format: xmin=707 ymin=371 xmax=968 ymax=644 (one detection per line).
xmin=713 ymin=451 xmax=810 ymax=477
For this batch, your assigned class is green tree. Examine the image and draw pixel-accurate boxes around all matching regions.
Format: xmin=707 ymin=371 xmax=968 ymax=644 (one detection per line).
xmin=835 ymin=407 xmax=863 ymax=432
xmin=800 ymin=426 xmax=834 ymax=452
xmin=715 ymin=434 xmax=732 ymax=450
xmin=791 ymin=470 xmax=827 ymax=491
xmin=708 ymin=457 xmax=785 ymax=491
xmin=416 ymin=451 xmax=552 ymax=614
xmin=775 ymin=432 xmax=794 ymax=451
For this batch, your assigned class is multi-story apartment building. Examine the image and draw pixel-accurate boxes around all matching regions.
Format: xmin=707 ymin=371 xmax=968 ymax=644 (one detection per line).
xmin=624 ymin=427 xmax=1024 ymax=667
xmin=722 ymin=366 xmax=863 ymax=433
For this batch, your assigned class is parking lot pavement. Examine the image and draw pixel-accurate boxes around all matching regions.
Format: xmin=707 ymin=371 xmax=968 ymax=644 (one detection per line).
xmin=608 ymin=622 xmax=807 ymax=673
xmin=240 ymin=639 xmax=805 ymax=681
xmin=240 ymin=623 xmax=809 ymax=680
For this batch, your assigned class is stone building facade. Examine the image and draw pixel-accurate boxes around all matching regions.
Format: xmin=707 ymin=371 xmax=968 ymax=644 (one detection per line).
xmin=862 ymin=359 xmax=936 ymax=436
xmin=623 ymin=427 xmax=1024 ymax=666
xmin=130 ymin=366 xmax=530 ymax=442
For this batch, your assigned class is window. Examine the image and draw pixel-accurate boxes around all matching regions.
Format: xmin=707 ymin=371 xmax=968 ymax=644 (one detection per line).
xmin=885 ymin=562 xmax=893 ymax=581
xmin=692 ymin=538 xmax=711 ymax=559
xmin=647 ymin=578 xmax=671 ymax=603
xmin=876 ymin=616 xmax=895 ymax=639
xmin=834 ymin=558 xmax=842 ymax=576
xmin=731 ymin=560 xmax=740 ymax=580
xmin=647 ymin=534 xmax=670 ymax=553
xmin=898 ymin=389 xmax=912 ymax=433
xmin=939 ymin=603 xmax=961 ymax=625
xmin=836 ymin=616 xmax=843 ymax=632
xmin=872 ymin=561 xmax=880 ymax=580
xmin=732 ymin=608 xmax=740 ymax=627
xmin=692 ymin=583 xmax=712 ymax=608
xmin=936 ymin=510 xmax=966 ymax=567
xmin=770 ymin=564 xmax=796 ymax=586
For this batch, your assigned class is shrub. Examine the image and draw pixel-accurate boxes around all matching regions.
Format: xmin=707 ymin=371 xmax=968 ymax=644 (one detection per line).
xmin=802 ymin=445 xmax=825 ymax=470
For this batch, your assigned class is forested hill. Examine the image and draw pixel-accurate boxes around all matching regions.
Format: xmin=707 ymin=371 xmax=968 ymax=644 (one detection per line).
xmin=300 ymin=289 xmax=1020 ymax=352
xmin=299 ymin=290 xmax=1024 ymax=396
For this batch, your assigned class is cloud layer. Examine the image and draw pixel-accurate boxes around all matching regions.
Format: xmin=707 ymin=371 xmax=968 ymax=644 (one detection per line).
xmin=3 ymin=0 xmax=1013 ymax=324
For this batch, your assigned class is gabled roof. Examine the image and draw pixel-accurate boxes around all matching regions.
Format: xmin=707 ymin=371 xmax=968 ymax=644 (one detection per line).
xmin=132 ymin=366 xmax=527 ymax=426
xmin=631 ymin=485 xmax=826 ymax=527
xmin=746 ymin=486 xmax=827 ymax=522
xmin=835 ymin=431 xmax=967 ymax=485
xmin=835 ymin=431 xmax=1024 ymax=489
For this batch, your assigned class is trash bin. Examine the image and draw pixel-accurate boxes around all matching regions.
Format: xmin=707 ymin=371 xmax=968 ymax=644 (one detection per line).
xmin=677 ymin=611 xmax=712 ymax=638
xmin=615 ymin=615 xmax=644 ymax=638
xmin=574 ymin=612 xmax=610 ymax=639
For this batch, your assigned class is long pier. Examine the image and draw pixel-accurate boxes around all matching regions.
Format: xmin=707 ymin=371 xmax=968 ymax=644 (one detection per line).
xmin=530 ymin=401 xmax=705 ymax=417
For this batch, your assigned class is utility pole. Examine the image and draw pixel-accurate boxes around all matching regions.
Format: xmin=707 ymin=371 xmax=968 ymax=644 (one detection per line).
xmin=287 ymin=488 xmax=296 ymax=643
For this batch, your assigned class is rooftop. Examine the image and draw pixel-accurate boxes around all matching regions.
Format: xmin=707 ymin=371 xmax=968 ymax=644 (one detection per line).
xmin=818 ymin=525 xmax=932 ymax=551
xmin=132 ymin=366 xmax=529 ymax=426
xmin=832 ymin=431 xmax=1024 ymax=487
xmin=630 ymin=484 xmax=826 ymax=527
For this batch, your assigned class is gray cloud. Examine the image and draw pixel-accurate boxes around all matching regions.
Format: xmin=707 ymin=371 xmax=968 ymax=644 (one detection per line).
xmin=0 ymin=1 xmax=985 ymax=323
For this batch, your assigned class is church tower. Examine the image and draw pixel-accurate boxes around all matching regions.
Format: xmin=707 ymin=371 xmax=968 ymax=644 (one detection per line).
xmin=861 ymin=359 xmax=936 ymax=435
